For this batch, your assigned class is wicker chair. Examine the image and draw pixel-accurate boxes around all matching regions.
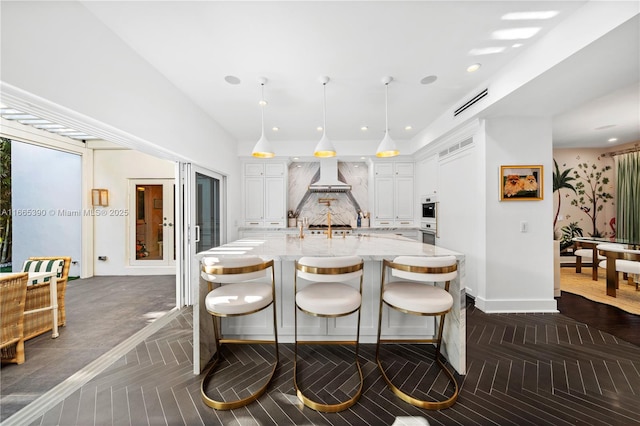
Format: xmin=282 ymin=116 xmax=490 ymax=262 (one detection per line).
xmin=22 ymin=256 xmax=72 ymax=340
xmin=1 ymin=273 xmax=29 ymax=364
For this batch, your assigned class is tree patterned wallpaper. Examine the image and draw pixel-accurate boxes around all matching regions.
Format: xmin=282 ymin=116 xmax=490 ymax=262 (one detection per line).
xmin=553 ymin=148 xmax=616 ymax=249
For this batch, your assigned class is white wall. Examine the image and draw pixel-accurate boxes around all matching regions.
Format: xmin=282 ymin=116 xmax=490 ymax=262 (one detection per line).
xmin=480 ymin=117 xmax=556 ymax=312
xmin=413 ymin=117 xmax=555 ymax=312
xmin=0 ymin=1 xmax=242 ymax=246
xmin=414 ymin=121 xmax=483 ymax=300
xmin=11 ymin=141 xmax=82 ymax=277
xmin=92 ymin=149 xmax=175 ymax=275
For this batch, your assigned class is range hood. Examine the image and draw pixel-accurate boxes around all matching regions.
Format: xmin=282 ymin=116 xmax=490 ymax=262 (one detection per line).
xmin=308 ymin=158 xmax=352 ymax=193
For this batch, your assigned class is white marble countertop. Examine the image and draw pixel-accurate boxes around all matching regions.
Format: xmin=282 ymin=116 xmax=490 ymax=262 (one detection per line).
xmin=198 ymin=233 xmax=460 ymax=261
xmin=238 ymin=226 xmax=420 ymax=232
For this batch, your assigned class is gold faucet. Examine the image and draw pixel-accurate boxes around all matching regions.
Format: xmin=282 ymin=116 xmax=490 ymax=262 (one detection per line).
xmin=327 ymin=212 xmax=332 ymax=239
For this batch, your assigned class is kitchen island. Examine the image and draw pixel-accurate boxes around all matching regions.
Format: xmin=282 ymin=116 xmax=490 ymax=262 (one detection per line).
xmin=195 ymin=233 xmax=466 ymax=375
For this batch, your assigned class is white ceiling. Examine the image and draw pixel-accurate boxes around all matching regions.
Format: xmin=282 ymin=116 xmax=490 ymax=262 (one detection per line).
xmin=80 ymin=1 xmax=639 ymax=151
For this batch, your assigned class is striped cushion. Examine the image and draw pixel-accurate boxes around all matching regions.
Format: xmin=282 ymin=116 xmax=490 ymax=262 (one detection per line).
xmin=21 ymin=259 xmax=64 ymax=285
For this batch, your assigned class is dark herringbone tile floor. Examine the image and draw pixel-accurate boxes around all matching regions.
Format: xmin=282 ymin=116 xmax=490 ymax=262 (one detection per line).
xmin=19 ymin=297 xmax=640 ymax=426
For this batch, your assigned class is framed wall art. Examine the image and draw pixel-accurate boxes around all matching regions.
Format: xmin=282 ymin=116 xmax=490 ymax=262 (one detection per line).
xmin=499 ymin=165 xmax=543 ymax=201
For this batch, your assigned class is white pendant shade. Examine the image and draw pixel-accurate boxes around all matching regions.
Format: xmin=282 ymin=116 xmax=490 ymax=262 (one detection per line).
xmin=252 ymin=130 xmax=274 ymax=158
xmin=314 ymin=76 xmax=336 ymax=157
xmin=376 ymin=76 xmax=399 ymax=158
xmin=314 ymin=132 xmax=336 ymax=158
xmin=252 ymin=77 xmax=275 ymax=158
xmin=376 ymin=130 xmax=399 ymax=157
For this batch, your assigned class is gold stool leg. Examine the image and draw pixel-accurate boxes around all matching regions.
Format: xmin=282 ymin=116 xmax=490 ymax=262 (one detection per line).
xmin=376 ymin=306 xmax=459 ymax=410
xmin=201 ymin=309 xmax=279 ymax=410
xmin=293 ymin=308 xmax=364 ymax=412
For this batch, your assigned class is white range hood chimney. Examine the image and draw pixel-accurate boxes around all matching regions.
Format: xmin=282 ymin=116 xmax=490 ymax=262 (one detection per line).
xmin=308 ymin=158 xmax=352 ymax=193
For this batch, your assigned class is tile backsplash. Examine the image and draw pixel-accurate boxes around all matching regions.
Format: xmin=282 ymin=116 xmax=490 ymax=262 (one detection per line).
xmin=288 ymin=162 xmax=369 ymax=226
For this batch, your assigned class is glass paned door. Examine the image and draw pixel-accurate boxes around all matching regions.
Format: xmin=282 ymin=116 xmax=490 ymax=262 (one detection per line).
xmin=130 ymin=179 xmax=175 ymax=265
xmin=196 ymin=172 xmax=220 ymax=253
xmin=181 ymin=164 xmax=224 ymax=374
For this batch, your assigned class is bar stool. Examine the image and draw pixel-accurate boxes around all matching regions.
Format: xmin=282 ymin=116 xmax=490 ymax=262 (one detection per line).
xmin=200 ymin=256 xmax=278 ymax=410
xmin=376 ymin=255 xmax=459 ymax=410
xmin=294 ymin=255 xmax=364 ymax=412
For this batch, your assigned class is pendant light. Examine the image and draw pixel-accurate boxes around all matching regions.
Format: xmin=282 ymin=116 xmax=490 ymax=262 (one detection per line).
xmin=252 ymin=77 xmax=275 ymax=158
xmin=376 ymin=76 xmax=399 ymax=158
xmin=314 ymin=76 xmax=336 ymax=157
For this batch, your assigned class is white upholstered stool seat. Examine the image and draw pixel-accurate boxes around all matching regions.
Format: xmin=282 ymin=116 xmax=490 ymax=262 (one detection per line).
xmin=200 ymin=256 xmax=278 ymax=410
xmin=205 ymin=282 xmax=273 ymax=316
xmin=376 ymin=255 xmax=459 ymax=410
xmin=294 ymin=255 xmax=364 ymax=412
xmin=383 ymin=282 xmax=453 ymax=314
xmin=296 ymin=282 xmax=361 ymax=316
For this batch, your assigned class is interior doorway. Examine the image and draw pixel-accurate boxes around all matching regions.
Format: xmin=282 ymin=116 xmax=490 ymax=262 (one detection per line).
xmin=129 ymin=179 xmax=176 ymax=266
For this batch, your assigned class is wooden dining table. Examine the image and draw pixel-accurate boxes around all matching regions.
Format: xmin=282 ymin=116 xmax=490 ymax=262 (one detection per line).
xmin=0 ymin=270 xmax=59 ymax=338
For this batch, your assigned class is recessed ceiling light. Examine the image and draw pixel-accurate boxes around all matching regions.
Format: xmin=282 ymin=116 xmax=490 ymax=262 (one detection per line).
xmin=420 ymin=75 xmax=438 ymax=85
xmin=608 ymin=138 xmax=618 ymax=143
xmin=297 ymin=164 xmax=302 ymax=168
xmin=224 ymin=75 xmax=241 ymax=85
xmin=405 ymin=126 xmax=412 ymax=131
xmin=467 ymin=63 xmax=482 ymax=73
xmin=272 ymin=127 xmax=279 ymax=131
xmin=360 ymin=157 xmax=366 ymax=160
xmin=258 ymin=99 xmax=267 ymax=106
xmin=502 ymin=11 xmax=559 ymax=20
xmin=317 ymin=126 xmax=323 ymax=132
xmin=361 ymin=126 xmax=368 ymax=131
xmin=492 ymin=27 xmax=541 ymax=40
xmin=354 ymin=165 xmax=359 ymax=168
xmin=293 ymin=157 xmax=299 ymax=160
xmin=469 ymin=47 xmax=506 ymax=55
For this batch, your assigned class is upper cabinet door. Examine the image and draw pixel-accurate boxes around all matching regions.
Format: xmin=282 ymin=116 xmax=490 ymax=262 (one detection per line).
xmin=394 ymin=176 xmax=414 ymax=221
xmin=264 ymin=176 xmax=285 ymax=223
xmin=244 ymin=177 xmax=265 ymax=221
xmin=374 ymin=163 xmax=394 ymax=176
xmin=245 ymin=163 xmax=264 ymax=176
xmin=243 ymin=161 xmax=287 ymax=227
xmin=374 ymin=177 xmax=395 ymax=220
xmin=264 ymin=163 xmax=285 ymax=176
xmin=395 ymin=162 xmax=414 ymax=176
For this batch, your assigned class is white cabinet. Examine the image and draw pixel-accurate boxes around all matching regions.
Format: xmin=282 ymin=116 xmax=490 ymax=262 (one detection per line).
xmin=372 ymin=162 xmax=415 ymax=227
xmin=418 ymin=154 xmax=438 ymax=196
xmin=243 ymin=162 xmax=286 ymax=227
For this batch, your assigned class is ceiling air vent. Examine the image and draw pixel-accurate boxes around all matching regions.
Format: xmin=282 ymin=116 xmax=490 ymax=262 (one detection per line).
xmin=460 ymin=137 xmax=473 ymax=148
xmin=453 ymin=88 xmax=488 ymax=117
